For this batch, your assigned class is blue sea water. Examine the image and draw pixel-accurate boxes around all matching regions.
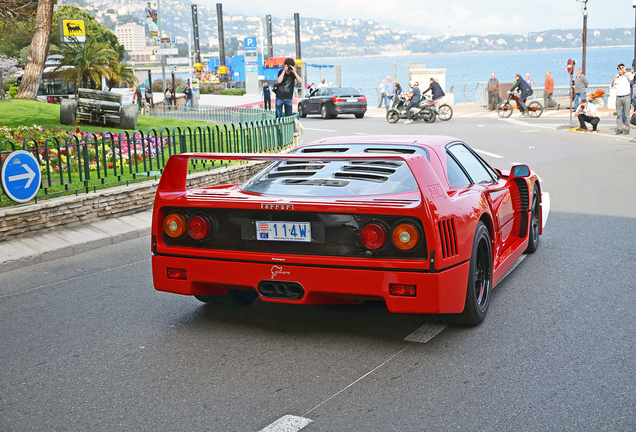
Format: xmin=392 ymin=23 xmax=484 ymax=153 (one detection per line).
xmin=304 ymin=46 xmax=634 ymax=96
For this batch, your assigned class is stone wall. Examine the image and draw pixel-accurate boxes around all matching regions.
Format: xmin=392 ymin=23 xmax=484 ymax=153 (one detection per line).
xmin=0 ymin=161 xmax=267 ymax=243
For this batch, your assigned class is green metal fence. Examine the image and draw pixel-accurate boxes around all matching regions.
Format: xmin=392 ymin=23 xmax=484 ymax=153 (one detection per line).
xmin=0 ymin=115 xmax=298 ymax=206
xmin=148 ymin=104 xmax=276 ymax=123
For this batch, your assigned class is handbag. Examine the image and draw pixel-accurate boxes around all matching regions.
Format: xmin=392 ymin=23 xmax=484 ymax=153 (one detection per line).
xmin=630 ymin=112 xmax=636 ymax=126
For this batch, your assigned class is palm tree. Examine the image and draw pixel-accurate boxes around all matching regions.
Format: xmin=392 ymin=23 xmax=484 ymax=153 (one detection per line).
xmin=54 ymin=36 xmax=117 ymax=97
xmin=105 ymin=60 xmax=137 ymax=91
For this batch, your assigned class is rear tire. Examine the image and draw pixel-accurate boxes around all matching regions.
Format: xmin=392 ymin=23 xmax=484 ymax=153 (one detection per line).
xmin=195 ymin=290 xmax=258 ymax=306
xmin=386 ymin=109 xmax=400 ymax=124
xmin=424 ymin=110 xmax=437 ymax=123
xmin=60 ymin=99 xmax=76 ymax=125
xmin=120 ymin=105 xmax=139 ymax=130
xmin=355 ymin=113 xmax=364 ymax=118
xmin=497 ymin=102 xmax=513 ymax=118
xmin=528 ymin=101 xmax=543 ymax=118
xmin=438 ymin=104 xmax=453 ymax=121
xmin=524 ymin=188 xmax=541 ymax=254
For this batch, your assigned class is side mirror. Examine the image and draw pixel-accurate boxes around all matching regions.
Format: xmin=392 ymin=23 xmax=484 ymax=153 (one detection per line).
xmin=511 ymin=164 xmax=530 ymax=177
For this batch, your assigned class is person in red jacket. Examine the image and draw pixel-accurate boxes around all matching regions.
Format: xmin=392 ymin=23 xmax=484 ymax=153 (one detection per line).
xmin=543 ymin=71 xmax=559 ymax=110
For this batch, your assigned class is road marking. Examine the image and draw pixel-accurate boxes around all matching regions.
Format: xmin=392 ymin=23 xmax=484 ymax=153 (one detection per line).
xmin=404 ymin=322 xmax=448 ymax=343
xmin=259 ymin=415 xmax=312 ymax=432
xmin=473 ymin=149 xmax=504 ymax=158
xmin=302 ymin=127 xmax=338 ymax=132
xmin=353 ymin=132 xmax=370 ymax=135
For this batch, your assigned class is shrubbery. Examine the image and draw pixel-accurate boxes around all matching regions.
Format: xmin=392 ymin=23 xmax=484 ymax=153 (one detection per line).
xmin=219 ymin=89 xmax=246 ymax=96
xmin=8 ymin=86 xmax=18 ymax=98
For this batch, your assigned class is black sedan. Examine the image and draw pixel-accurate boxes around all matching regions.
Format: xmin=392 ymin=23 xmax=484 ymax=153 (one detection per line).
xmin=298 ymin=87 xmax=367 ymax=119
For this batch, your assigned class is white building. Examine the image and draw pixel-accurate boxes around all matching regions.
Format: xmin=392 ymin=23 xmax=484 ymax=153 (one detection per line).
xmin=115 ymin=24 xmax=146 ymax=52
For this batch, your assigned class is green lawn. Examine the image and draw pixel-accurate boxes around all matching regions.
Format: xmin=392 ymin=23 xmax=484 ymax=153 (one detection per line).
xmin=0 ymin=98 xmax=218 ymax=134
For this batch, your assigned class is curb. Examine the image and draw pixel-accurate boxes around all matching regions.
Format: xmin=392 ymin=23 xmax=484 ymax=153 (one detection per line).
xmin=0 ymin=210 xmax=152 ymax=274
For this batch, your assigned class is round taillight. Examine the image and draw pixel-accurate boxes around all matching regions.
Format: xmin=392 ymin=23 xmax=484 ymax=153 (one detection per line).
xmin=360 ymin=222 xmax=387 ymax=250
xmin=164 ymin=213 xmax=186 ymax=238
xmin=392 ymin=223 xmax=420 ymax=251
xmin=187 ymin=214 xmax=211 ymax=240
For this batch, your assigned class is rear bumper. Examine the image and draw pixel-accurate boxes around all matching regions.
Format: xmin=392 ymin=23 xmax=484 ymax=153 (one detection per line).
xmin=333 ymin=104 xmax=367 ymax=114
xmin=152 ymin=255 xmax=469 ymax=314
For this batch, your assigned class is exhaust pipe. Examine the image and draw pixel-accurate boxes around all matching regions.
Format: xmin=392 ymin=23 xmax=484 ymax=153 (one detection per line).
xmin=258 ymin=281 xmax=305 ymax=300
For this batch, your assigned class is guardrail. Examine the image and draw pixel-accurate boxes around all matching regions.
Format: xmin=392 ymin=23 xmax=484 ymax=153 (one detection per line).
xmin=0 ymin=115 xmax=298 ymax=206
xmin=147 ymin=103 xmax=277 ymax=123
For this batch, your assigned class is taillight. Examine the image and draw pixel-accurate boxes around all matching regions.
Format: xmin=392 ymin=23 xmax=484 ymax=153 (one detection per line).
xmin=390 ymin=284 xmax=416 ymax=296
xmin=187 ymin=214 xmax=211 ymax=240
xmin=360 ymin=222 xmax=387 ymax=250
xmin=332 ymin=97 xmax=345 ymax=102
xmin=167 ymin=268 xmax=187 ymax=280
xmin=392 ymin=223 xmax=420 ymax=251
xmin=164 ymin=213 xmax=186 ymax=238
xmin=359 ymin=96 xmax=367 ymax=102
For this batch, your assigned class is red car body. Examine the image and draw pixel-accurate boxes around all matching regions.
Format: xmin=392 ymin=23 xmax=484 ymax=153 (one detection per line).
xmin=151 ymin=135 xmax=543 ymax=325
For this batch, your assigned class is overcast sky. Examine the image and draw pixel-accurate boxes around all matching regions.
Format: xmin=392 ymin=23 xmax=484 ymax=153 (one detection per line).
xmin=201 ymin=0 xmax=636 ymax=36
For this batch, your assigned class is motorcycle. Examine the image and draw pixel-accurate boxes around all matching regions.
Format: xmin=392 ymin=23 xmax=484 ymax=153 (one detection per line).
xmin=386 ymin=93 xmax=453 ymax=123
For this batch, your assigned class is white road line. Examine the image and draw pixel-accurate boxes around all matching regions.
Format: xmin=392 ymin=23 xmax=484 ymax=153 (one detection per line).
xmin=259 ymin=415 xmax=312 ymax=432
xmin=404 ymin=323 xmax=448 ymax=343
xmin=302 ymin=127 xmax=338 ymax=132
xmin=473 ymin=149 xmax=504 ymax=159
xmin=353 ymin=132 xmax=370 ymax=135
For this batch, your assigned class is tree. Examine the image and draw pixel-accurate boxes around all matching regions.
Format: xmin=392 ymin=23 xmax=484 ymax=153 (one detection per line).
xmin=14 ymin=0 xmax=56 ymax=99
xmin=104 ymin=60 xmax=137 ymax=91
xmin=0 ymin=55 xmax=21 ymax=99
xmin=54 ymin=36 xmax=117 ymax=97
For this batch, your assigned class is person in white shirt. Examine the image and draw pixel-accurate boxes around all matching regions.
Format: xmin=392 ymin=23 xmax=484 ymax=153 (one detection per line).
xmin=611 ymin=63 xmax=632 ymax=135
xmin=574 ymin=99 xmax=599 ymax=132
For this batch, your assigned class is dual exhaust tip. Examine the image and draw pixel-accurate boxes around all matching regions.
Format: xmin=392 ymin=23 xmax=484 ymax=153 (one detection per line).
xmin=258 ymin=281 xmax=304 ymax=300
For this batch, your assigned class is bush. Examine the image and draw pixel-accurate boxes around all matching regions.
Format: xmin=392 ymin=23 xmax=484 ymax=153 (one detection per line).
xmin=3 ymin=78 xmax=18 ymax=92
xmin=219 ymin=89 xmax=246 ymax=96
xmin=176 ymin=84 xmax=186 ymax=93
xmin=8 ymin=86 xmax=19 ymax=98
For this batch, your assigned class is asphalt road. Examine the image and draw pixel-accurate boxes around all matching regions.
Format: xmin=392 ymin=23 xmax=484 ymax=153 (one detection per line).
xmin=2 ymin=108 xmax=636 ymax=431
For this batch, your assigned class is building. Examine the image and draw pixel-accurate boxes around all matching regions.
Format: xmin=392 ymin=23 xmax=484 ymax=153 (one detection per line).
xmin=115 ymin=24 xmax=146 ymax=52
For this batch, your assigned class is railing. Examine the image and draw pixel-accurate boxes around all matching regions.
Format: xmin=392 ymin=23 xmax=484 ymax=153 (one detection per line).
xmin=147 ymin=103 xmax=277 ymax=123
xmin=474 ymin=83 xmax=611 ymax=108
xmin=0 ymin=115 xmax=298 ymax=206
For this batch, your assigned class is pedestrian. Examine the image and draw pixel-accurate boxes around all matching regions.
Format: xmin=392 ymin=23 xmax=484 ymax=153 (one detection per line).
xmin=145 ymin=84 xmax=152 ymax=108
xmin=487 ymin=73 xmax=499 ymax=110
xmin=393 ymin=78 xmax=402 ymax=96
xmin=524 ymin=73 xmax=535 ymax=87
xmin=422 ymin=77 xmax=445 ymax=102
xmin=543 ymin=71 xmax=559 ymax=110
xmin=384 ymin=75 xmax=395 ymax=112
xmin=611 ymin=63 xmax=632 ymax=135
xmin=573 ymin=68 xmax=588 ymax=111
xmin=164 ymin=85 xmax=174 ymax=110
xmin=262 ymin=81 xmax=271 ymax=110
xmin=275 ymin=57 xmax=302 ymax=118
xmin=317 ymin=79 xmax=327 ymax=88
xmin=509 ymin=73 xmax=533 ymax=115
xmin=184 ymin=82 xmax=192 ymax=109
xmin=308 ymin=82 xmax=316 ymax=95
xmin=574 ymin=99 xmax=599 ymax=132
xmin=378 ymin=79 xmax=386 ymax=109
xmin=403 ymin=81 xmax=421 ymax=124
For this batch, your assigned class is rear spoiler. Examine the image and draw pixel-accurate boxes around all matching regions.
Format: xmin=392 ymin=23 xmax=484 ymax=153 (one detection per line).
xmin=157 ymin=152 xmax=441 ymax=195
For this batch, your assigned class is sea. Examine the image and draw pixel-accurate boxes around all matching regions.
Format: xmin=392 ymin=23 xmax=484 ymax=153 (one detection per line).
xmin=303 ymin=45 xmax=634 ymax=101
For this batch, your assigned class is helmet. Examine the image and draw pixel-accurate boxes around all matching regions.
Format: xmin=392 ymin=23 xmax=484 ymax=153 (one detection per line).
xmin=409 ymin=81 xmax=418 ymax=87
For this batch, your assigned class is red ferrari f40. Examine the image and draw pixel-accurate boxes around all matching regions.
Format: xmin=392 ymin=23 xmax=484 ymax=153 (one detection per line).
xmin=151 ymin=135 xmax=544 ymax=325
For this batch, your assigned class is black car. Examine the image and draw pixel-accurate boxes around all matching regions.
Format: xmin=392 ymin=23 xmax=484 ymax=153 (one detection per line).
xmin=298 ymin=87 xmax=367 ymax=119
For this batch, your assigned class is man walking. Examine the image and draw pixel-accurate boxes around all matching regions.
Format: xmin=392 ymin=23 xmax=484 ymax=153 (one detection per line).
xmin=276 ymin=58 xmax=302 ymax=118
xmin=611 ymin=63 xmax=632 ymax=135
xmin=487 ymin=73 xmax=499 ymax=110
xmin=263 ymin=81 xmax=271 ymax=110
xmin=573 ymin=68 xmax=588 ymax=111
xmin=543 ymin=71 xmax=558 ymax=110
xmin=384 ymin=75 xmax=395 ymax=111
xmin=184 ymin=83 xmax=192 ymax=110
xmin=378 ymin=79 xmax=386 ymax=109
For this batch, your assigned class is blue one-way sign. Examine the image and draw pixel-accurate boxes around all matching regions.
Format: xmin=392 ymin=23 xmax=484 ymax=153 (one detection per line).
xmin=1 ymin=150 xmax=41 ymax=203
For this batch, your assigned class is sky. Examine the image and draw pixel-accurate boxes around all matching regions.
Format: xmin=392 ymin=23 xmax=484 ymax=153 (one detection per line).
xmin=201 ymin=0 xmax=636 ymax=36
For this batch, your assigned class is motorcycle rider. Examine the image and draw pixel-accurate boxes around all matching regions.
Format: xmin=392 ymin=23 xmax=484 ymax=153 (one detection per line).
xmin=509 ymin=73 xmax=533 ymax=115
xmin=403 ymin=81 xmax=421 ymax=124
xmin=422 ymin=77 xmax=445 ymax=102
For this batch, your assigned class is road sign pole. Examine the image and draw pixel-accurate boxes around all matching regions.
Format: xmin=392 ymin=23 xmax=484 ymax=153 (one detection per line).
xmin=568 ymin=59 xmax=576 ymax=127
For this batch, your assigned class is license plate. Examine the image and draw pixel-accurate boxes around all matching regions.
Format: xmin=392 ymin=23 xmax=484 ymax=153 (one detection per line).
xmin=346 ymin=98 xmax=357 ymax=102
xmin=256 ymin=221 xmax=311 ymax=242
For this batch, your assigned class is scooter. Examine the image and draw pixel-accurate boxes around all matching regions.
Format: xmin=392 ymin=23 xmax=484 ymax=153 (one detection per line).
xmin=386 ymin=94 xmax=436 ymax=124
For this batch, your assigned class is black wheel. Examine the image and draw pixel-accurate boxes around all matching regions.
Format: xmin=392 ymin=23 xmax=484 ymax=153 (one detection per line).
xmin=386 ymin=109 xmax=399 ymax=124
xmin=60 ymin=99 xmax=76 ymax=125
xmin=120 ymin=105 xmax=139 ymax=130
xmin=354 ymin=113 xmax=364 ymax=118
xmin=528 ymin=101 xmax=543 ymax=118
xmin=195 ymin=290 xmax=258 ymax=306
xmin=438 ymin=104 xmax=453 ymax=121
xmin=497 ymin=102 xmax=513 ymax=118
xmin=455 ymin=221 xmax=492 ymax=326
xmin=524 ymin=188 xmax=541 ymax=254
xmin=298 ymin=104 xmax=307 ymax=118
xmin=424 ymin=110 xmax=437 ymax=123
xmin=320 ymin=105 xmax=330 ymax=119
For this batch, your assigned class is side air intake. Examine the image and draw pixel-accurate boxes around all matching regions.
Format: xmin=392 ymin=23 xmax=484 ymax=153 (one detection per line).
xmin=438 ymin=218 xmax=458 ymax=259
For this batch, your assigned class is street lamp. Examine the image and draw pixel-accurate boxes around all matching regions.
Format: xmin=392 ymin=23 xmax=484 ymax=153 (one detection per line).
xmin=576 ymin=0 xmax=588 ymax=75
